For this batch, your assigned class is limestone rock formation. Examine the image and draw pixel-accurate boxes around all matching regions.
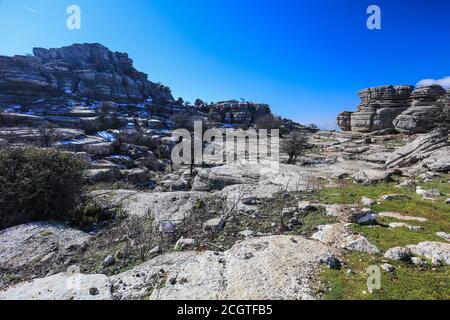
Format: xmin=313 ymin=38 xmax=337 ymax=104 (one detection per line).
xmin=393 ymin=85 xmax=448 ymax=133
xmin=0 ymin=43 xmax=174 ymax=107
xmin=337 ymin=84 xmax=449 ymax=134
xmin=385 ymin=129 xmax=449 ymax=170
xmin=345 ymin=85 xmax=413 ymax=133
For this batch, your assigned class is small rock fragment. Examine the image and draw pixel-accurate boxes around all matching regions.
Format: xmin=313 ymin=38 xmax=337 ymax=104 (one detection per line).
xmin=101 ymin=255 xmax=116 ymax=268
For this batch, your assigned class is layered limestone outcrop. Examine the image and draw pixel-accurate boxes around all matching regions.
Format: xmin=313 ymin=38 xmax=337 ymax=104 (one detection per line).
xmin=0 ymin=43 xmax=174 ymax=107
xmin=337 ymin=85 xmax=449 ymax=134
xmin=393 ymin=85 xmax=448 ymax=134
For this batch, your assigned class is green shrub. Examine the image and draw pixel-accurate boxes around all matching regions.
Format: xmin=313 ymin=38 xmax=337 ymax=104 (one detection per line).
xmin=0 ymin=147 xmax=87 ymax=229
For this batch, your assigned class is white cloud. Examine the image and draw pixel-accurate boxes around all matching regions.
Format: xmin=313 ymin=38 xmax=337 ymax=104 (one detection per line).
xmin=417 ymin=76 xmax=450 ymax=89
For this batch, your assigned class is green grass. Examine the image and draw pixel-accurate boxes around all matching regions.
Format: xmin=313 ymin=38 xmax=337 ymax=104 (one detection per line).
xmin=314 ymin=175 xmax=450 ymax=300
xmin=322 ymin=252 xmax=450 ymax=300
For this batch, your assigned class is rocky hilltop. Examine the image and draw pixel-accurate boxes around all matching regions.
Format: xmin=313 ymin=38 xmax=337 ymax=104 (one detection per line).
xmin=0 ymin=43 xmax=174 ymax=106
xmin=337 ymin=85 xmax=450 ymax=134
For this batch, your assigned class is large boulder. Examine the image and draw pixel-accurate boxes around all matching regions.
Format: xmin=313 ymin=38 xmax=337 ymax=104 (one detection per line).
xmin=393 ymin=85 xmax=447 ymax=134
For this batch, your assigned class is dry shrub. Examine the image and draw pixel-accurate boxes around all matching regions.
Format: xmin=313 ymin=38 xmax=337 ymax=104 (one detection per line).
xmin=0 ymin=147 xmax=86 ymax=229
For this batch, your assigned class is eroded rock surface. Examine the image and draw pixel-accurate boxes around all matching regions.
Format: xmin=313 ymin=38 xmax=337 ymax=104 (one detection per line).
xmin=0 ymin=222 xmax=91 ymax=270
xmin=112 ymin=236 xmax=334 ymax=300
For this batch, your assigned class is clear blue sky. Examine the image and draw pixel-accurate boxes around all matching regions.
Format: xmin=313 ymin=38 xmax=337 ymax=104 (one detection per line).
xmin=1 ymin=0 xmax=449 ymax=128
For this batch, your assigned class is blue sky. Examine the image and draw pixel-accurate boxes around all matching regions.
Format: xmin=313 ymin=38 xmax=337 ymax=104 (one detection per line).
xmin=1 ymin=0 xmax=449 ymax=128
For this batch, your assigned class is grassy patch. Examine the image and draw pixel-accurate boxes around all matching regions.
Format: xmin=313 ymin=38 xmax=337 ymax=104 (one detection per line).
xmin=322 ymin=252 xmax=450 ymax=300
xmin=317 ymin=175 xmax=450 ymax=300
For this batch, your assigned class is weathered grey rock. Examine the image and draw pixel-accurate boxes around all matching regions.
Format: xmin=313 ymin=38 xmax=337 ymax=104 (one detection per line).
xmin=298 ymin=201 xmax=318 ymax=212
xmin=83 ymin=142 xmax=113 ymax=156
xmin=337 ymin=84 xmax=449 ymax=133
xmin=411 ymin=257 xmax=427 ymax=267
xmin=421 ymin=147 xmax=450 ymax=172
xmin=0 ymin=43 xmax=174 ymax=106
xmin=174 ymin=238 xmax=196 ymax=251
xmin=101 ymin=255 xmax=116 ymax=268
xmin=92 ymin=190 xmax=209 ymax=225
xmin=111 ymin=236 xmax=334 ymax=300
xmin=171 ymin=178 xmax=189 ymax=191
xmin=386 ymin=130 xmax=449 ymax=169
xmin=361 ymin=196 xmax=376 ymax=206
xmin=149 ymin=246 xmax=162 ymax=256
xmin=358 ymin=85 xmax=414 ymax=102
xmin=0 ymin=272 xmax=111 ymax=300
xmin=436 ymin=232 xmax=450 ymax=242
xmin=338 ymin=85 xmax=413 ymax=132
xmin=341 ymin=235 xmax=380 ymax=254
xmin=192 ymin=163 xmax=260 ymax=191
xmin=389 ymin=222 xmax=423 ymax=232
xmin=351 ymin=208 xmax=378 ymax=224
xmin=85 ymin=168 xmax=121 ymax=183
xmin=336 ymin=112 xmax=352 ymax=131
xmin=203 ymin=218 xmax=225 ymax=233
xmin=407 ymin=242 xmax=450 ymax=266
xmin=416 ymin=187 xmax=441 ymax=200
xmin=239 ymin=230 xmax=254 ymax=238
xmin=381 ymin=194 xmax=408 ymax=201
xmin=122 ymin=168 xmax=149 ymax=185
xmin=311 ymin=224 xmax=346 ymax=244
xmin=395 ymin=179 xmax=416 ymax=189
xmin=351 ymin=170 xmax=387 ymax=185
xmin=159 ymin=221 xmax=176 ymax=234
xmin=384 ymin=247 xmax=412 ymax=261
xmin=0 ymin=222 xmax=91 ymax=270
xmin=394 ymin=85 xmax=447 ymax=134
xmin=378 ymin=212 xmax=427 ymax=222
xmin=381 ymin=263 xmax=396 ymax=274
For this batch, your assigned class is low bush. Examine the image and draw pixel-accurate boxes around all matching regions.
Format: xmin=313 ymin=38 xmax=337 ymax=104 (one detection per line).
xmin=0 ymin=147 xmax=87 ymax=229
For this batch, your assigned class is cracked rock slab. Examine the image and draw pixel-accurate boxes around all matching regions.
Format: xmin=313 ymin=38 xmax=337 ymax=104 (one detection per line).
xmin=0 ymin=272 xmax=111 ymax=300
xmin=92 ymin=190 xmax=209 ymax=225
xmin=111 ymin=236 xmax=334 ymax=300
xmin=0 ymin=222 xmax=91 ymax=270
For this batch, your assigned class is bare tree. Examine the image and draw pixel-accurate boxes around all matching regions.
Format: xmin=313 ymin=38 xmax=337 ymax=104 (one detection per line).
xmin=172 ymin=112 xmax=207 ymax=176
xmin=38 ymin=124 xmax=60 ymax=147
xmin=123 ymin=210 xmax=162 ymax=262
xmin=282 ymin=131 xmax=309 ymax=164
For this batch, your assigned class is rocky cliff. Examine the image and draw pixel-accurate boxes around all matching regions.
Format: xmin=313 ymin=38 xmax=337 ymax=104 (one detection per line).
xmin=0 ymin=43 xmax=174 ymax=107
xmin=337 ymin=85 xmax=450 ymax=134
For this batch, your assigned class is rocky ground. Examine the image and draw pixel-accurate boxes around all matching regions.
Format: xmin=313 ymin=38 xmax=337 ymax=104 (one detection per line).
xmin=0 ymin=44 xmax=449 ymax=300
xmin=0 ymin=128 xmax=448 ymax=300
